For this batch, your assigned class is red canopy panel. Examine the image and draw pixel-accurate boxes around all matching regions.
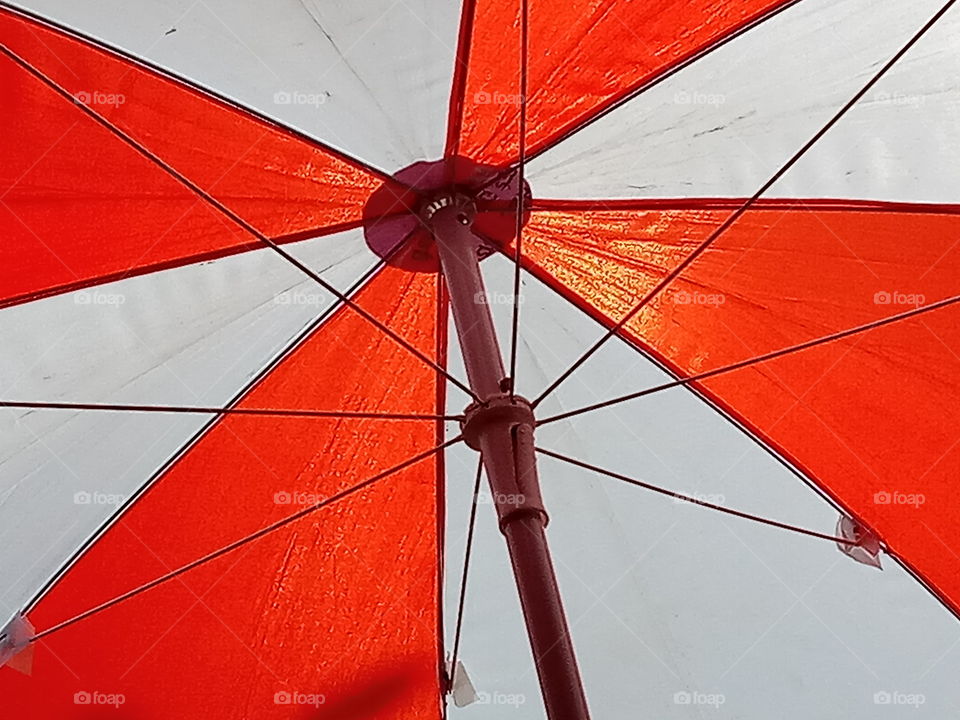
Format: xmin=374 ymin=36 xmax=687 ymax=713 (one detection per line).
xmin=448 ymin=0 xmax=799 ymax=164
xmin=516 ymin=199 xmax=960 ymax=615
xmin=0 ymin=8 xmax=412 ymax=308
xmin=1 ymin=266 xmax=444 ymax=719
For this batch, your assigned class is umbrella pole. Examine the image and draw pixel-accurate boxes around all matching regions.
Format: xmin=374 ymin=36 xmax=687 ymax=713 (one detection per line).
xmin=426 ymin=194 xmax=591 ymax=720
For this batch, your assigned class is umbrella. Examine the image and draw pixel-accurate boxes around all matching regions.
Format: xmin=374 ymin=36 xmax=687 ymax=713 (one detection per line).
xmin=1 ymin=0 xmax=959 ymax=717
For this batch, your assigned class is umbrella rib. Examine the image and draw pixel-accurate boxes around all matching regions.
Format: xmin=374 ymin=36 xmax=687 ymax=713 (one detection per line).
xmin=529 ymin=0 xmax=958 ymax=410
xmin=0 ymin=44 xmax=479 ymax=403
xmin=0 ymin=400 xmax=462 ymax=422
xmin=538 ymin=292 xmax=960 ymax=426
xmin=444 ymin=0 xmax=478 ymax=160
xmin=536 ymin=447 xmax=858 ymax=546
xmin=448 ymin=455 xmax=484 ymax=694
xmin=506 ymin=0 xmax=529 ymax=399
xmin=30 ymin=436 xmax=462 ymax=642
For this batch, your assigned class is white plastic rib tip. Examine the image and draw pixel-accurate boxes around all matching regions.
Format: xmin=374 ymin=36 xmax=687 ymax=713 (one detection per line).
xmin=836 ymin=515 xmax=883 ymax=569
xmin=0 ymin=614 xmax=35 ymax=675
xmin=446 ymin=658 xmax=478 ymax=708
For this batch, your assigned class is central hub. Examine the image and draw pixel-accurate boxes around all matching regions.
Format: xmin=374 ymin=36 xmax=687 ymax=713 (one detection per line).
xmin=420 ymin=192 xmax=476 ymax=227
xmin=362 ymin=156 xmax=531 ymax=273
xmin=461 ymin=393 xmax=536 ymax=451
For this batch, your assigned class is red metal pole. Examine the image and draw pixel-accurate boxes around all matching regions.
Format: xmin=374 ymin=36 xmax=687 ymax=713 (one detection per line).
xmin=425 ymin=194 xmax=591 ymax=720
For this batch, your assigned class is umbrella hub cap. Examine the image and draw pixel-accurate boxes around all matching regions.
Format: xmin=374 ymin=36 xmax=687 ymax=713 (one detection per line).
xmin=461 ymin=393 xmax=536 ymax=452
xmin=419 ymin=192 xmax=476 ymax=225
xmin=362 ymin=156 xmax=531 ymax=273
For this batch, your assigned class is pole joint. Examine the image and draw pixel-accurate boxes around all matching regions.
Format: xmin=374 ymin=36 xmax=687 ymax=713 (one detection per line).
xmin=462 ymin=394 xmax=549 ymax=531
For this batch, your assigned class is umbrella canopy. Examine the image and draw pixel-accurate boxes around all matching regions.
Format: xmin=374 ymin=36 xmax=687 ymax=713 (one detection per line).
xmin=2 ymin=0 xmax=959 ymax=717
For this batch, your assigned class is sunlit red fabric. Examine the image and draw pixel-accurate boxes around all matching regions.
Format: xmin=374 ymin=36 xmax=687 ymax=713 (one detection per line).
xmin=0 ymin=8 xmax=413 ymax=308
xmin=516 ymin=199 xmax=960 ymax=614
xmin=449 ymin=0 xmax=797 ymax=164
xmin=2 ymin=266 xmax=444 ymax=719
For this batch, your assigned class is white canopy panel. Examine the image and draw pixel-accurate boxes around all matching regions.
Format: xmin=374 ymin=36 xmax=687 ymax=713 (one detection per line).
xmin=529 ymin=0 xmax=960 ymax=202
xmin=0 ymin=230 xmax=376 ymax=614
xmin=7 ymin=0 xmax=461 ymax=173
xmin=442 ymin=255 xmax=960 ymax=718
